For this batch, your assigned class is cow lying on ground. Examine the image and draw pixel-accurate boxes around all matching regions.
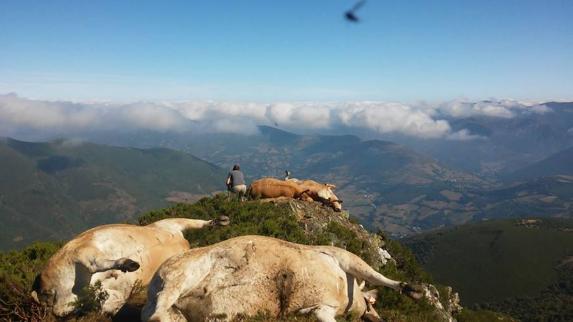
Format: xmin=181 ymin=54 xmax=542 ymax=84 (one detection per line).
xmin=142 ymin=235 xmax=423 ymax=322
xmin=295 ymin=179 xmax=343 ymax=212
xmin=249 ymin=177 xmax=313 ymax=201
xmin=31 ymin=216 xmax=229 ymax=317
xmin=250 ymin=177 xmax=343 ymax=212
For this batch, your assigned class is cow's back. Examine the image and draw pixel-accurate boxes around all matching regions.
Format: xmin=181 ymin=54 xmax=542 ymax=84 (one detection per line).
xmin=249 ymin=178 xmax=301 ymax=199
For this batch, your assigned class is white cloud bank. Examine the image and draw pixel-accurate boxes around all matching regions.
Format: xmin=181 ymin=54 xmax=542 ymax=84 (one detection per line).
xmin=0 ymin=93 xmax=553 ymax=140
xmin=436 ymin=99 xmax=551 ymax=119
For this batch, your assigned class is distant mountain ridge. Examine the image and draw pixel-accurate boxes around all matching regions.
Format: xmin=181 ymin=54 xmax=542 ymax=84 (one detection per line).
xmin=5 ymin=119 xmax=573 ymax=243
xmin=506 ymin=146 xmax=573 ymax=181
xmin=0 ymin=138 xmax=225 ymax=250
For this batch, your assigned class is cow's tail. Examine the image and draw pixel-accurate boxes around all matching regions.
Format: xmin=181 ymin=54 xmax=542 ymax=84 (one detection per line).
xmin=317 ymin=246 xmax=424 ymax=300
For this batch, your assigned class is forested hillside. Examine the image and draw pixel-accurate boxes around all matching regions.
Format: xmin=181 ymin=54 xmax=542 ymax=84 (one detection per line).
xmin=404 ymin=218 xmax=573 ymax=321
xmin=0 ymin=138 xmax=224 ymax=250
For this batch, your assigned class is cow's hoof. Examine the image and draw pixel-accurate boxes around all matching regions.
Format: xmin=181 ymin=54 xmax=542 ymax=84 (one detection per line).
xmin=215 ymin=215 xmax=230 ymax=226
xmin=402 ymin=283 xmax=424 ymax=300
xmin=120 ymin=259 xmax=140 ymax=272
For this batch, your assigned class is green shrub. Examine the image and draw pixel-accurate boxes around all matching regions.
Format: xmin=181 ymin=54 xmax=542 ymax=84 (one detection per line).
xmin=70 ymin=280 xmax=109 ymax=316
xmin=0 ymin=241 xmax=61 ymax=322
xmin=140 ymin=195 xmax=311 ymax=246
xmin=456 ymin=309 xmax=515 ymax=322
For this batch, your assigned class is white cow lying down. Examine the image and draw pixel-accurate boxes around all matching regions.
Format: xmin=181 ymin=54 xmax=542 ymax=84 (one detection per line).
xmin=142 ymin=235 xmax=423 ymax=322
xmin=31 ymin=216 xmax=229 ymax=317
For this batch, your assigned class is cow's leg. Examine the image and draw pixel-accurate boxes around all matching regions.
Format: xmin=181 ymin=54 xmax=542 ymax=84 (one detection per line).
xmin=142 ymin=255 xmax=212 ymax=322
xmin=313 ymin=305 xmax=338 ymax=322
xmin=100 ymin=288 xmax=127 ymax=315
xmin=318 ymin=247 xmax=424 ymax=299
xmin=76 ymin=247 xmax=140 ymax=274
xmin=148 ymin=217 xmax=230 ymax=234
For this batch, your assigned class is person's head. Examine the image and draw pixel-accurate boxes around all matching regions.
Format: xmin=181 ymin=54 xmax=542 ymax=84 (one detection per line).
xmin=233 ymin=164 xmax=240 ymax=171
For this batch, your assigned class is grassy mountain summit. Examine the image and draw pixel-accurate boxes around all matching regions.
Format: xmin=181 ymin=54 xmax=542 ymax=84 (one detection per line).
xmin=0 ymin=195 xmax=511 ymax=321
xmin=404 ymin=218 xmax=573 ymax=321
xmin=0 ymin=138 xmax=225 ymax=250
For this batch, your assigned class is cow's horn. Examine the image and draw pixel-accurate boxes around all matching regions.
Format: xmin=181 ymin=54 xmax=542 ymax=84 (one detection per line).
xmin=30 ymin=290 xmax=40 ymax=304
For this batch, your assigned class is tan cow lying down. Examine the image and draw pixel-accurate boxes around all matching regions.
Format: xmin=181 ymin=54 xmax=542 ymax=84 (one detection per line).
xmin=31 ymin=216 xmax=229 ymax=317
xmin=250 ymin=177 xmax=343 ymax=212
xmin=142 ymin=235 xmax=423 ymax=322
xmin=250 ymin=178 xmax=314 ymax=201
xmin=295 ymin=179 xmax=343 ymax=212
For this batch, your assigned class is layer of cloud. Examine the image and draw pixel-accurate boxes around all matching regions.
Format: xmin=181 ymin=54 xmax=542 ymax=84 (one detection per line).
xmin=0 ymin=94 xmax=555 ymax=141
xmin=446 ymin=129 xmax=485 ymax=141
xmin=436 ymin=99 xmax=551 ymax=119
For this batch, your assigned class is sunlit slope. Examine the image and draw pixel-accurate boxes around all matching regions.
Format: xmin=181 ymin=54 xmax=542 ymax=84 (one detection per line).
xmin=475 ymin=175 xmax=573 ymax=220
xmin=0 ymin=138 xmax=224 ymax=250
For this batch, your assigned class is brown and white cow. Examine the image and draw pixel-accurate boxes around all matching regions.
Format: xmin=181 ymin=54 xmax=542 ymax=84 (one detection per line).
xmin=31 ymin=216 xmax=229 ymax=317
xmin=250 ymin=177 xmax=343 ymax=212
xmin=142 ymin=235 xmax=423 ymax=322
xmin=295 ymin=179 xmax=343 ymax=212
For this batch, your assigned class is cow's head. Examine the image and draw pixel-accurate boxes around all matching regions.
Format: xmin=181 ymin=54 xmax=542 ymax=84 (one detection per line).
xmin=211 ymin=215 xmax=231 ymax=227
xmin=400 ymin=282 xmax=425 ymax=300
xmin=31 ymin=272 xmax=61 ymax=312
xmin=31 ymin=267 xmax=78 ymax=317
xmin=316 ymin=184 xmax=343 ymax=212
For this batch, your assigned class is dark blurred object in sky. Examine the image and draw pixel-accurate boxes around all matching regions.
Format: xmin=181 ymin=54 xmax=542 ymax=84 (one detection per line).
xmin=345 ymin=0 xmax=366 ymax=22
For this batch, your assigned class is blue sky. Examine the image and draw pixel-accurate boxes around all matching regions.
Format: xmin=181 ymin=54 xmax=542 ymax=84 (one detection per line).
xmin=1 ymin=0 xmax=572 ymax=102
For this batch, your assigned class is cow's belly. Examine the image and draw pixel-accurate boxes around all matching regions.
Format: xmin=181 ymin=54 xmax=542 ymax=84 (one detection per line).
xmin=284 ymin=256 xmax=350 ymax=312
xmin=260 ymin=190 xmax=291 ymax=198
xmin=176 ymin=250 xmax=351 ymax=320
xmin=177 ymin=284 xmax=279 ymax=321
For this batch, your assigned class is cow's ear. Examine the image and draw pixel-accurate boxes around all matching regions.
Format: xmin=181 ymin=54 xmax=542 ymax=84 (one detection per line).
xmin=325 ymin=183 xmax=336 ymax=189
xmin=364 ymin=289 xmax=378 ymax=303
